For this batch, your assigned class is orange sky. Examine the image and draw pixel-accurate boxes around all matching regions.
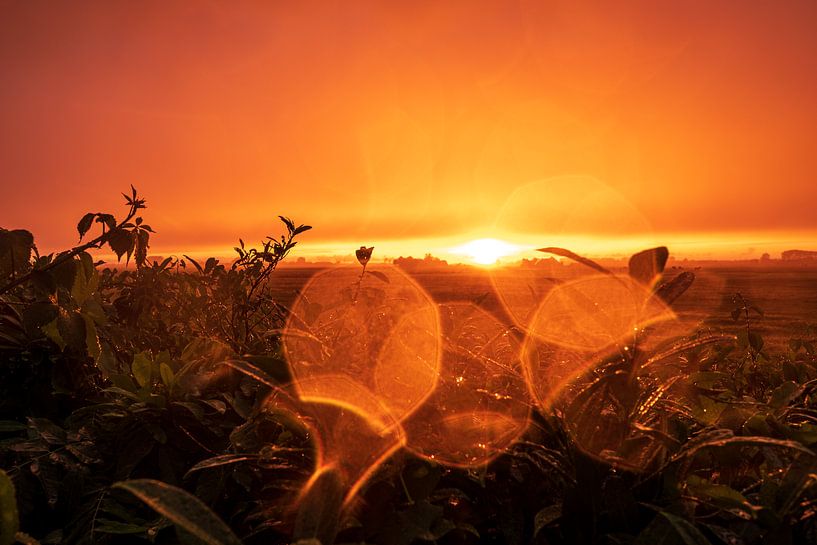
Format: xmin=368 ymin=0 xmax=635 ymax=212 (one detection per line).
xmin=2 ymin=1 xmax=816 ymax=262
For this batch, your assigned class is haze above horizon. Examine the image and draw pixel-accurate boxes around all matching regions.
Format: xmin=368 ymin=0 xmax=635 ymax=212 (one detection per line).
xmin=2 ymin=2 xmax=816 ymax=257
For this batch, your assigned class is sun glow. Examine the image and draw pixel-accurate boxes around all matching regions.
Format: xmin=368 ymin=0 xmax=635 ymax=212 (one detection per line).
xmin=450 ymin=238 xmax=521 ymax=265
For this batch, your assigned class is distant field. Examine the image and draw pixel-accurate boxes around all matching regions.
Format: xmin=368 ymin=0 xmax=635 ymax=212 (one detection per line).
xmin=270 ymin=266 xmax=817 ymax=350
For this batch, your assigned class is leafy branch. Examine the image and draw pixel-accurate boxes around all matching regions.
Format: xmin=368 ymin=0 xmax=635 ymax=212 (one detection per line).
xmin=0 ymin=186 xmax=150 ymax=297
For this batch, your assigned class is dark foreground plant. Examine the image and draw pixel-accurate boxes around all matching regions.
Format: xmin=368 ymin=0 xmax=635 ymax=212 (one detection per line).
xmin=1 ymin=192 xmax=816 ymax=545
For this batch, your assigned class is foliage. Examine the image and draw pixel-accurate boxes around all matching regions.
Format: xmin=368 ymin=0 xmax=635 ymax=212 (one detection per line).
xmin=1 ymin=191 xmax=817 ymax=545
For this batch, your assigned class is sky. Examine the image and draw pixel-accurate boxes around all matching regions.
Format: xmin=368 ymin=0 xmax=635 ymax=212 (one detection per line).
xmin=1 ymin=1 xmax=816 ymax=263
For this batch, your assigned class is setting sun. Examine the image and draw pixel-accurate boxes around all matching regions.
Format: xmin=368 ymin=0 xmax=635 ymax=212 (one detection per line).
xmin=450 ymin=238 xmax=521 ymax=265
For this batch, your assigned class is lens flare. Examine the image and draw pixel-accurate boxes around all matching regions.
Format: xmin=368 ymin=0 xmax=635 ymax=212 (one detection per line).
xmin=404 ymin=302 xmax=530 ymax=467
xmin=283 ymin=265 xmax=441 ymax=431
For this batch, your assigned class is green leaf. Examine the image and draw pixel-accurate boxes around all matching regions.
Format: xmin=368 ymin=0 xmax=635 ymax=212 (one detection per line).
xmin=160 ymin=363 xmax=174 ymax=389
xmin=41 ymin=318 xmax=66 ymax=350
xmin=685 ymin=475 xmax=754 ymax=514
xmin=82 ymin=314 xmax=101 ymax=362
xmin=770 ymin=381 xmax=805 ymax=410
xmin=748 ymin=331 xmax=764 ymax=352
xmin=113 ymin=479 xmax=242 ymax=545
xmin=97 ymin=342 xmax=120 ymax=378
xmin=533 ymin=504 xmax=562 ymax=537
xmin=0 ymin=421 xmax=26 ymax=433
xmin=184 ymin=455 xmax=259 ymax=479
xmin=72 ymin=252 xmax=98 ymax=304
xmin=77 ymin=213 xmax=95 ymax=240
xmin=132 ymin=352 xmax=152 ymax=388
xmin=94 ymin=520 xmax=150 ymax=535
xmin=0 ymin=468 xmax=19 ymax=545
xmin=635 ymin=511 xmax=711 ymax=545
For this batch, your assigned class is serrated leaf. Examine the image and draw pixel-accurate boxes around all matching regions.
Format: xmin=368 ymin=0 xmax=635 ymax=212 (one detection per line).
xmin=113 ymin=479 xmax=242 ymax=545
xmin=41 ymin=317 xmax=66 ymax=350
xmin=107 ymin=228 xmax=135 ymax=261
xmin=96 ymin=213 xmax=116 ymax=230
xmin=135 ymin=229 xmax=149 ymax=268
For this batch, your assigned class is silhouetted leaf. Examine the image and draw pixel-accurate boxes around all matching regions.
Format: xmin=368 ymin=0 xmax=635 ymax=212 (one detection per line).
xmin=108 ymin=228 xmax=135 ymax=261
xmin=537 ymin=247 xmax=612 ymax=276
xmin=629 ymin=246 xmax=669 ymax=287
xmin=279 ymin=216 xmax=295 ymax=233
xmin=77 ymin=213 xmax=95 ymax=240
xmin=135 ymin=230 xmax=149 ymax=268
xmin=748 ymin=331 xmax=764 ymax=352
xmin=96 ymin=213 xmax=116 ymax=230
xmin=654 ymin=271 xmax=695 ymax=305
xmin=183 ymin=255 xmax=204 ymax=273
xmin=0 ymin=229 xmax=34 ymax=279
xmin=113 ymin=479 xmax=242 ymax=545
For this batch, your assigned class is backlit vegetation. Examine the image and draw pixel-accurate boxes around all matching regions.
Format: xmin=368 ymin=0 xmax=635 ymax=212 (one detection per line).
xmin=2 ymin=190 xmax=817 ymax=545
